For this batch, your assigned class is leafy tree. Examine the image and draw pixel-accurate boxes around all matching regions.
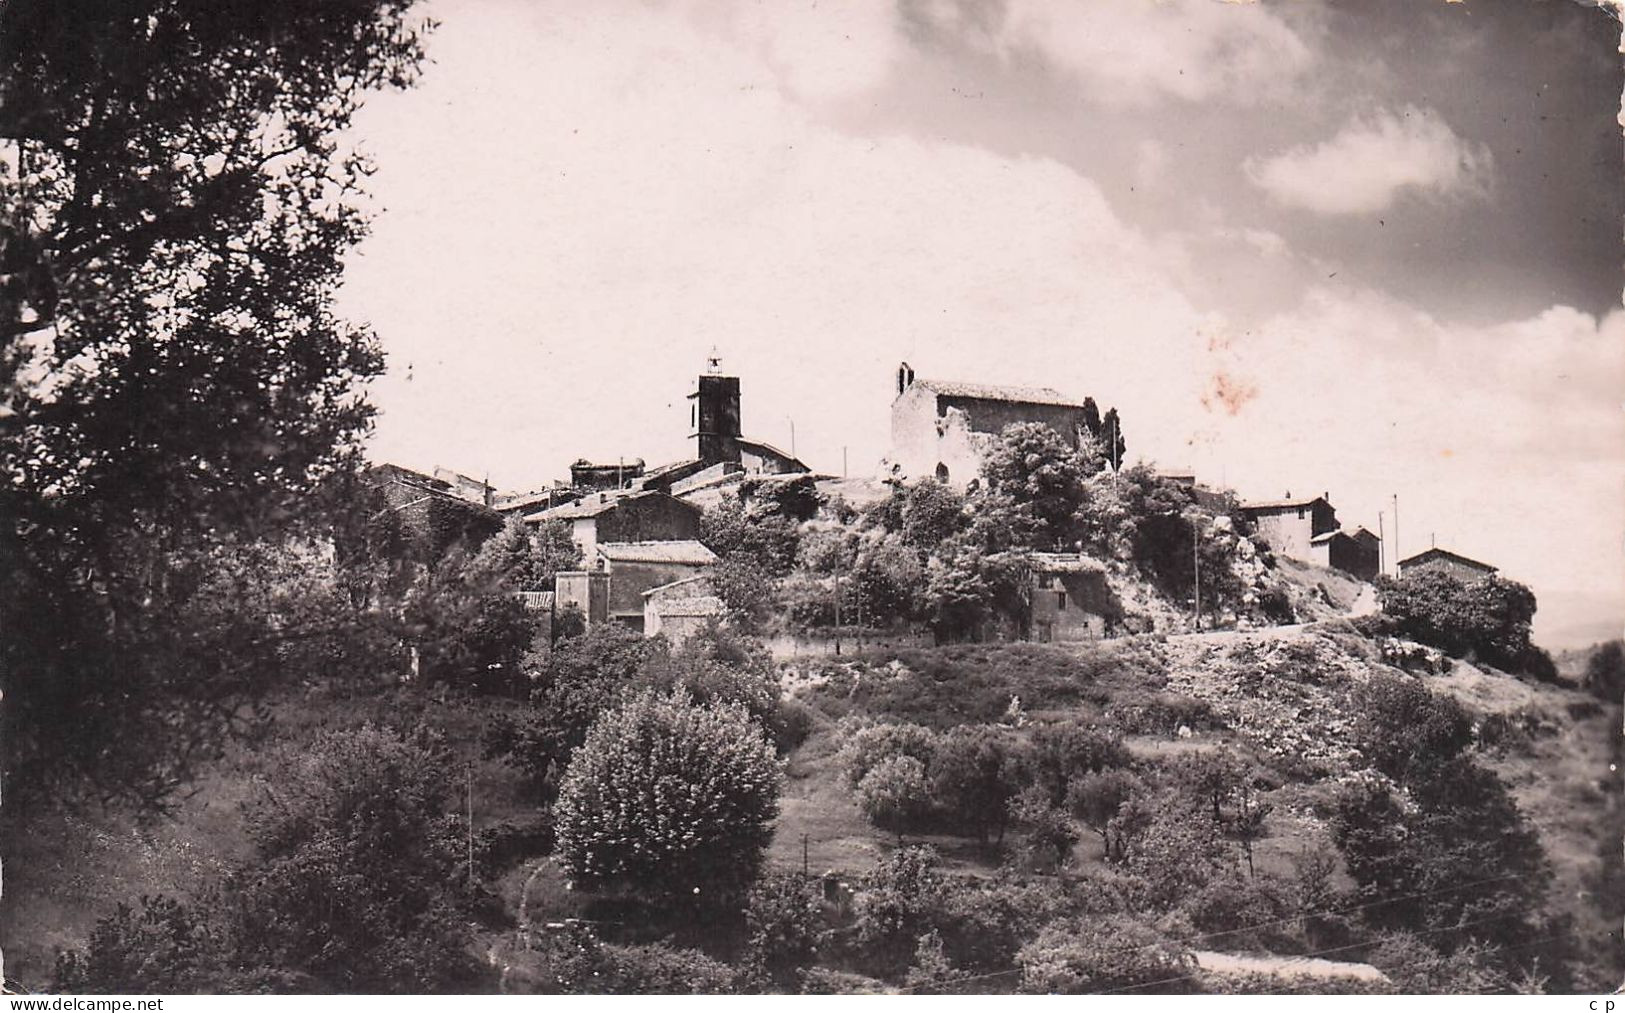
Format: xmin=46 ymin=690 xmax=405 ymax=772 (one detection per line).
xmin=836 ymin=719 xmax=939 ymax=788
xmin=236 ymin=724 xmax=484 ymax=992
xmin=1584 ymin=640 xmax=1624 ymax=700
xmin=700 ymin=496 xmax=800 ymax=575
xmin=1330 ymin=757 xmax=1552 ymax=958
xmin=1376 ymin=571 xmax=1542 ymax=673
xmin=852 ymin=845 xmax=948 ymax=977
xmin=1349 ymin=673 xmax=1473 ymax=781
xmin=852 ymin=536 xmax=926 ymax=625
xmin=709 ymin=554 xmax=778 ymax=632
xmin=978 ymin=422 xmax=1091 ymax=549
xmin=895 ymin=479 xmax=967 ymax=549
xmin=466 ymin=515 xmax=580 ymax=593
xmin=1009 ymin=785 xmax=1079 ymax=871
xmin=554 ymin=690 xmax=783 ymax=903
xmin=739 ymin=474 xmax=822 ymax=522
xmin=1029 ymin=721 xmax=1130 ymax=806
xmin=0 ymin=0 xmax=431 ymax=808
xmin=743 ymin=872 xmax=821 ymax=990
xmin=1081 ymin=398 xmax=1103 ymax=440
xmin=930 ymin=725 xmax=1027 ymax=845
xmin=936 ymin=872 xmax=1070 ymax=973
xmin=1101 ymin=408 xmax=1127 ymax=471
xmin=1112 ymin=789 xmax=1234 ymax=910
xmin=856 ymin=754 xmax=934 ymax=838
xmin=1067 ymin=768 xmax=1142 ymax=863
xmin=903 ymin=930 xmax=963 ymax=994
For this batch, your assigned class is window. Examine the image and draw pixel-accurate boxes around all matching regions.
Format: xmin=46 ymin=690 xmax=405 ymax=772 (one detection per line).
xmin=935 ymin=462 xmax=950 ymax=482
xmin=1057 ymin=591 xmax=1067 ymax=610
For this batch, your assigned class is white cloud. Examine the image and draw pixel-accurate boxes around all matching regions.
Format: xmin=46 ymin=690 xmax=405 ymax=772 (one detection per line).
xmin=1245 ymin=106 xmax=1493 ymax=215
xmin=994 ymin=0 xmax=1315 ymax=105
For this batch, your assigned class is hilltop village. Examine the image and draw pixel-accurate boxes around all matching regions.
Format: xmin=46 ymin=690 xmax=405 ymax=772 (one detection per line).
xmin=369 ymin=361 xmax=1497 ymax=648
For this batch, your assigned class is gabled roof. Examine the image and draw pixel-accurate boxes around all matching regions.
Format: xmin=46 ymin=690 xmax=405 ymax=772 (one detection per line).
xmin=1240 ymin=495 xmax=1332 ymax=513
xmin=525 ymin=489 xmax=697 ymax=523
xmin=642 ymin=574 xmax=715 ymax=598
xmin=597 ymin=540 xmax=718 ymax=565
xmin=736 ymin=437 xmax=809 ymax=471
xmin=910 ymin=378 xmax=1086 ymax=409
xmin=1031 ymin=552 xmax=1108 ymax=574
xmin=1398 ymin=547 xmax=1496 ymax=572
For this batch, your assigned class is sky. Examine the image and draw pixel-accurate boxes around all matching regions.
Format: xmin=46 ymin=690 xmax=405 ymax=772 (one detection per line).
xmin=336 ymin=0 xmax=1625 ymax=647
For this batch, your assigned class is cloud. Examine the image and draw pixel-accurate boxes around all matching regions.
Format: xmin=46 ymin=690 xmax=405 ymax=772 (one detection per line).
xmin=1245 ymin=106 xmax=1493 ymax=215
xmin=992 ymin=0 xmax=1316 ymax=105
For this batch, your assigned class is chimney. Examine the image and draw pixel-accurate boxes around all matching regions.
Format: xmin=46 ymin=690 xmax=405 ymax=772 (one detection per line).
xmin=896 ymin=361 xmax=915 ymax=396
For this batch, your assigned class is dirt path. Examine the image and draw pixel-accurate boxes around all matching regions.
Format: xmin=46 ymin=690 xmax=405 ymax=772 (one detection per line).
xmin=1193 ymin=949 xmax=1388 ymax=983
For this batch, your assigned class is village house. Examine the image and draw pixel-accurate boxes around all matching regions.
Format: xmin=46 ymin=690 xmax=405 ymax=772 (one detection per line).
xmin=1027 ymin=553 xmax=1117 ymax=643
xmin=1239 ymin=493 xmax=1339 ymax=563
xmin=551 ymin=540 xmax=717 ymax=633
xmin=1398 ymin=547 xmax=1498 ymax=582
xmin=365 ymin=463 xmax=503 ymax=550
xmin=1309 ymin=527 xmax=1382 ymax=581
xmin=885 ymin=362 xmax=1095 ymax=489
xmin=524 ymin=489 xmax=701 ymax=560
xmin=643 ymin=575 xmax=725 ymax=642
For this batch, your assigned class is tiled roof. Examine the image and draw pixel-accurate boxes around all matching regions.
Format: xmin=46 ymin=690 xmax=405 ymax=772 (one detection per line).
xmin=1031 ymin=552 xmax=1108 ymax=573
xmin=597 ymin=540 xmax=718 ymax=565
xmin=642 ymin=575 xmax=714 ymax=598
xmin=1397 ymin=547 xmax=1496 ymax=572
xmin=1240 ymin=496 xmax=1330 ymax=512
xmin=527 ymin=489 xmax=695 ymax=522
xmin=736 ymin=437 xmax=809 ymax=470
xmin=652 ymin=595 xmax=725 ymax=618
xmin=912 ymin=378 xmax=1086 ymax=408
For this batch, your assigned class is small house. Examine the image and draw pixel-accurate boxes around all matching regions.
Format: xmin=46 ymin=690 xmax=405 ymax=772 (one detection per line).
xmin=1309 ymin=527 xmax=1381 ymax=581
xmin=597 ymin=540 xmax=718 ymax=632
xmin=1028 ymin=553 xmax=1115 ymax=643
xmin=1239 ymin=493 xmax=1338 ymax=563
xmin=1397 ymin=547 xmax=1497 ymax=582
xmin=643 ymin=575 xmax=725 ymax=642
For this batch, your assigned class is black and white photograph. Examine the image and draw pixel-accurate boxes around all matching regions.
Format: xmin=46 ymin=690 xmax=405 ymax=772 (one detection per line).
xmin=1 ymin=0 xmax=1622 ymax=998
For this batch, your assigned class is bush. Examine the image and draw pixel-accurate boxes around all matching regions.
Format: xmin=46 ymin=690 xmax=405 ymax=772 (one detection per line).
xmin=852 ymin=846 xmax=948 ymax=977
xmin=237 ymin=724 xmax=484 ymax=992
xmin=1349 ymin=674 xmax=1473 ymax=781
xmin=597 ymin=943 xmax=738 ymax=994
xmin=1585 ymin=640 xmax=1625 ymax=700
xmin=638 ymin=624 xmax=781 ymax=731
xmin=856 ymin=755 xmax=934 ymax=836
xmin=930 ymin=725 xmax=1027 ymax=844
xmin=53 ymin=896 xmax=230 ymax=993
xmin=1017 ymin=916 xmax=1195 ymax=994
xmin=937 ymin=873 xmax=1069 ymax=973
xmin=836 ymin=719 xmax=939 ymax=787
xmin=554 ymin=690 xmax=783 ymax=904
xmin=1375 ymin=571 xmax=1541 ymax=673
xmin=1029 ymin=721 xmax=1130 ymax=806
xmin=743 ymin=872 xmax=821 ymax=990
xmin=1009 ymin=785 xmax=1079 ymax=872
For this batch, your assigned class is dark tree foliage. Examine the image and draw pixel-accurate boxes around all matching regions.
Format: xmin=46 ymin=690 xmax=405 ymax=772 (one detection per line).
xmin=236 ymin=724 xmax=485 ymax=992
xmin=851 ymin=845 xmax=949 ymax=977
xmin=0 ymin=0 xmax=431 ymax=809
xmin=929 ymin=724 xmax=1027 ymax=845
xmin=700 ymin=495 xmax=801 ymax=575
xmin=1349 ymin=674 xmax=1474 ymax=781
xmin=1100 ymin=408 xmax=1126 ymax=471
xmin=739 ymin=474 xmax=822 ymax=522
xmin=1029 ymin=720 xmax=1130 ymax=807
xmin=1375 ymin=571 xmax=1542 ymax=674
xmin=978 ymin=422 xmax=1091 ymax=549
xmin=1584 ymin=639 xmax=1625 ymax=700
xmin=743 ymin=872 xmax=821 ymax=990
xmin=1081 ymin=398 xmax=1103 ymax=440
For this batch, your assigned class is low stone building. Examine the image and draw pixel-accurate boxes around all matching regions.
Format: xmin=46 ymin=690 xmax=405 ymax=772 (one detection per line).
xmin=1028 ymin=553 xmax=1115 ymax=642
xmin=643 ymin=575 xmax=725 ymax=642
xmin=525 ymin=489 xmax=702 ymax=560
xmin=1398 ymin=547 xmax=1497 ymax=582
xmin=570 ymin=458 xmax=645 ymax=492
xmin=365 ymin=463 xmax=503 ymax=556
xmin=1239 ymin=494 xmax=1338 ymax=563
xmin=597 ymin=540 xmax=718 ymax=632
xmin=886 ymin=363 xmax=1094 ymax=489
xmin=553 ymin=569 xmax=610 ymax=626
xmin=1309 ymin=527 xmax=1381 ymax=581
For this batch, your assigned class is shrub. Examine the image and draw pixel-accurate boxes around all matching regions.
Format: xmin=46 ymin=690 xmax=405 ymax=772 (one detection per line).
xmin=929 ymin=724 xmax=1027 ymax=844
xmin=1067 ymin=768 xmax=1143 ymax=863
xmin=1029 ymin=721 xmax=1130 ymax=806
xmin=1585 ymin=640 xmax=1625 ymax=700
xmin=237 ymin=724 xmax=484 ymax=992
xmin=937 ymin=873 xmax=1069 ymax=973
xmin=1349 ymin=674 xmax=1473 ymax=781
xmin=852 ymin=846 xmax=948 ymax=977
xmin=836 ymin=719 xmax=939 ymax=787
xmin=53 ymin=896 xmax=229 ymax=993
xmin=1375 ymin=571 xmax=1541 ymax=673
xmin=1009 ymin=785 xmax=1079 ymax=872
xmin=598 ymin=943 xmax=738 ymax=994
xmin=637 ymin=624 xmax=781 ymax=730
xmin=1017 ymin=916 xmax=1195 ymax=994
xmin=743 ymin=872 xmax=821 ymax=990
xmin=554 ymin=690 xmax=783 ymax=904
xmin=856 ymin=755 xmax=934 ymax=836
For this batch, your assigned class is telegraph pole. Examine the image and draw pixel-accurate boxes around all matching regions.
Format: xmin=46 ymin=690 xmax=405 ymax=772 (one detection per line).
xmin=1378 ymin=511 xmax=1386 ymax=576
xmin=1193 ymin=521 xmax=1202 ymax=631
xmin=1391 ymin=494 xmax=1401 ymax=575
xmin=466 ymin=763 xmax=475 ymax=892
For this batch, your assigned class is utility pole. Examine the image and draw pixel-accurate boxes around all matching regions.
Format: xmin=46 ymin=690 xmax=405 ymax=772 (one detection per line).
xmin=833 ymin=561 xmax=843 ymax=656
xmin=788 ymin=418 xmax=796 ymax=460
xmin=1192 ymin=521 xmax=1202 ymax=631
xmin=802 ymin=834 xmax=810 ymax=879
xmin=1392 ymin=494 xmax=1400 ymax=574
xmin=1378 ymin=511 xmax=1386 ymax=576
xmin=843 ymin=446 xmax=848 ymax=479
